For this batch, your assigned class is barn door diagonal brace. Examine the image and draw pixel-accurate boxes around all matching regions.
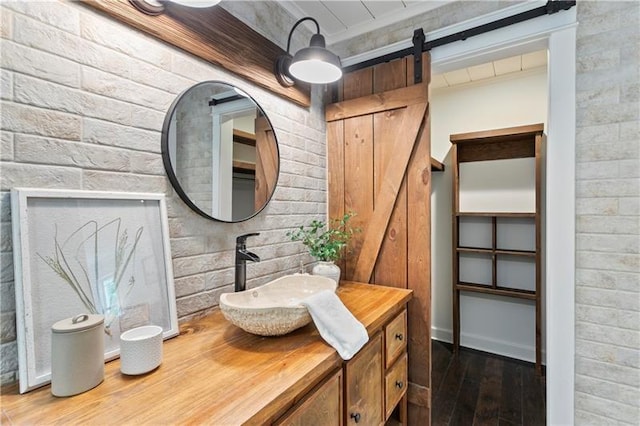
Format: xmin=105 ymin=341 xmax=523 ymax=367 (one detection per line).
xmin=412 ymin=29 xmax=425 ymax=84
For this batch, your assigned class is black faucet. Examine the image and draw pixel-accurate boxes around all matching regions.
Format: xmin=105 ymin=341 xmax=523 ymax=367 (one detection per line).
xmin=235 ymin=233 xmax=260 ymax=292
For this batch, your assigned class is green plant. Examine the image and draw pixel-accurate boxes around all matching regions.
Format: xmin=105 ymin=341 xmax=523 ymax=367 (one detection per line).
xmin=287 ymin=213 xmax=359 ymax=262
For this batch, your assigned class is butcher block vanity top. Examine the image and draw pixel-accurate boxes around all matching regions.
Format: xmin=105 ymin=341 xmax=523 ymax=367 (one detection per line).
xmin=1 ymin=282 xmax=412 ymax=425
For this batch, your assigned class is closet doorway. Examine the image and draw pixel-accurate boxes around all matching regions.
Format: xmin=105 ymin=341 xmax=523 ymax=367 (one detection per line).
xmin=426 ymin=10 xmax=577 ymax=423
xmin=430 ymin=51 xmax=548 ymax=425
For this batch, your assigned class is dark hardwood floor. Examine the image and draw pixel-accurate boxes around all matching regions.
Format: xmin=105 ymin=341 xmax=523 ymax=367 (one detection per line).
xmin=431 ymin=340 xmax=546 ymax=426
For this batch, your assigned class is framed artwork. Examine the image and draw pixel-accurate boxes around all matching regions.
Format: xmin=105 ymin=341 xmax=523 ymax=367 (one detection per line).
xmin=11 ymin=189 xmax=179 ymax=393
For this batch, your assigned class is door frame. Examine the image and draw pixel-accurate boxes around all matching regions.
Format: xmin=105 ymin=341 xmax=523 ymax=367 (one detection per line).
xmin=340 ymin=4 xmax=577 ymax=424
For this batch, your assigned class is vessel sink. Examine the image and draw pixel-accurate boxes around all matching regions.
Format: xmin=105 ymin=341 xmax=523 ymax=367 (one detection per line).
xmin=219 ymin=274 xmax=337 ymax=336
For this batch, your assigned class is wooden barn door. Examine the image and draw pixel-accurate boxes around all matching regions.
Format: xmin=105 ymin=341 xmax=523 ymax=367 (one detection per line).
xmin=326 ymin=54 xmax=432 ymax=424
xmin=254 ymin=115 xmax=278 ymax=210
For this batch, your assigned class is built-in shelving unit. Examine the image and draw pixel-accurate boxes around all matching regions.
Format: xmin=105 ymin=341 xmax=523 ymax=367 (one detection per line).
xmin=450 ymin=123 xmax=544 ymax=374
xmin=232 ymin=129 xmax=256 ymax=175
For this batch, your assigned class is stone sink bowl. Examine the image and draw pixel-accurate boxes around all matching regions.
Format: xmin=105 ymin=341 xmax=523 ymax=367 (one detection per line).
xmin=219 ymin=274 xmax=337 ymax=336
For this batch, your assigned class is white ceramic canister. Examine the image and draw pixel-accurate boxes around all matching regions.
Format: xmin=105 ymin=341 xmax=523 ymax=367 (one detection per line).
xmin=51 ymin=313 xmax=105 ymax=397
xmin=312 ymin=261 xmax=341 ymax=284
xmin=119 ymin=325 xmax=163 ymax=375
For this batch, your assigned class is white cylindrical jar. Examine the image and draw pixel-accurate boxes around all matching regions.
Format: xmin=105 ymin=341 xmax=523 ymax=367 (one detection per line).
xmin=51 ymin=313 xmax=104 ymax=397
xmin=312 ymin=261 xmax=341 ymax=284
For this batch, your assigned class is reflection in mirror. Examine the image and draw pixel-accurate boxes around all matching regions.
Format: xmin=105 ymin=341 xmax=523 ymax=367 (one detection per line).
xmin=161 ymin=81 xmax=279 ymax=222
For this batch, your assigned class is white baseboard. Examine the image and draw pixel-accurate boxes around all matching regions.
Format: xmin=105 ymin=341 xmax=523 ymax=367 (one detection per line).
xmin=431 ymin=326 xmax=546 ymax=365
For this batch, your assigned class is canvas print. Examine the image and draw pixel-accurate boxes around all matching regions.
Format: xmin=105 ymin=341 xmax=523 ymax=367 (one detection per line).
xmin=11 ymin=189 xmax=178 ymax=393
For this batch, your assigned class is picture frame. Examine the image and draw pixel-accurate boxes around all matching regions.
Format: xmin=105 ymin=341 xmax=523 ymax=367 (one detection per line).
xmin=11 ymin=189 xmax=179 ymax=393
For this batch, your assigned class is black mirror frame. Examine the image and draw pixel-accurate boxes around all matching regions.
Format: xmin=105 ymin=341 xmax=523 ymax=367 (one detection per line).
xmin=160 ymin=80 xmax=280 ymax=223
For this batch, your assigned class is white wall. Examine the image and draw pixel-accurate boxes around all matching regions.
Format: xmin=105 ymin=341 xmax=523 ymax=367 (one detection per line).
xmin=430 ymin=67 xmax=548 ymax=362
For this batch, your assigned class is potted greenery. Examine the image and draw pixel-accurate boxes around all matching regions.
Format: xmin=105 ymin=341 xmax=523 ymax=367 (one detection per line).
xmin=286 ymin=212 xmax=359 ymax=284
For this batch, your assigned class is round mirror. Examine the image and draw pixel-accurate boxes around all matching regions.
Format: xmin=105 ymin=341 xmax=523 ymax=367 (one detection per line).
xmin=161 ymin=81 xmax=280 ymax=222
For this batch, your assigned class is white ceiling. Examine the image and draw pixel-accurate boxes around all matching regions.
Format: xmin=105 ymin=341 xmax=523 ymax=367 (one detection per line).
xmin=279 ymin=0 xmax=451 ymax=45
xmin=432 ymin=50 xmax=548 ymax=89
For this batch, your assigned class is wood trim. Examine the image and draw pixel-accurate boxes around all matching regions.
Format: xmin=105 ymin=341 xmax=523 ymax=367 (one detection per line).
xmin=81 ymin=0 xmax=311 ymax=107
xmin=456 ymin=139 xmax=536 ymax=162
xmin=352 ymin=102 xmax=428 ymax=283
xmin=451 ymin=144 xmax=460 ymax=352
xmin=407 ymin=382 xmax=430 ymax=408
xmin=450 ymin=123 xmax=544 ymax=143
xmin=535 ymin=133 xmax=543 ymax=374
xmin=325 ymin=83 xmax=428 ymax=122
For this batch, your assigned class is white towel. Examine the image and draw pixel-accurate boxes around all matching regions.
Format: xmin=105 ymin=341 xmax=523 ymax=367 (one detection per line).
xmin=301 ymin=290 xmax=369 ymax=360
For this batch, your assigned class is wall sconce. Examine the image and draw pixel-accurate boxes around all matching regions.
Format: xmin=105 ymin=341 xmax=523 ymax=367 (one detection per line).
xmin=275 ymin=17 xmax=342 ymax=87
xmin=129 ymin=0 xmax=221 ymax=16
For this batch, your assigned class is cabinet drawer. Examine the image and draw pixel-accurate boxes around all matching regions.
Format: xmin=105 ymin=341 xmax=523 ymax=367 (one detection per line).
xmin=385 ymin=353 xmax=408 ymax=420
xmin=384 ymin=310 xmax=407 ymax=368
xmin=345 ymin=333 xmax=383 ymax=426
xmin=276 ymin=369 xmax=343 ymax=426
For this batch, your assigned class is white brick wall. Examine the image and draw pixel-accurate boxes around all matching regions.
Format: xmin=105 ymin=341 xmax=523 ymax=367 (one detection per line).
xmin=575 ymin=1 xmax=640 ymax=424
xmin=0 ymin=1 xmax=326 ymax=384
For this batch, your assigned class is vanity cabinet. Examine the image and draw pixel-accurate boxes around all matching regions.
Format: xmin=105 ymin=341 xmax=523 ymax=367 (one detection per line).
xmin=280 ymin=310 xmax=409 ymax=426
xmin=276 ymin=369 xmax=343 ymax=426
xmin=0 ymin=282 xmax=411 ymax=425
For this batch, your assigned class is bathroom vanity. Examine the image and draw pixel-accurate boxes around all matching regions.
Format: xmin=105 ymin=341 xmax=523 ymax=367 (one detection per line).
xmin=1 ymin=282 xmax=411 ymax=425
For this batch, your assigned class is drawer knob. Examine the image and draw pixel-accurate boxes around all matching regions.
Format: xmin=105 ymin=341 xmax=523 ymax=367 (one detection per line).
xmin=350 ymin=412 xmax=361 ymax=423
xmin=396 ymin=380 xmax=404 ymax=389
xmin=395 ymin=333 xmax=403 ymax=341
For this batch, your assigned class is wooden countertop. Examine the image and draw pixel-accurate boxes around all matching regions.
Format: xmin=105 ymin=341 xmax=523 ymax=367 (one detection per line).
xmin=1 ymin=282 xmax=412 ymax=425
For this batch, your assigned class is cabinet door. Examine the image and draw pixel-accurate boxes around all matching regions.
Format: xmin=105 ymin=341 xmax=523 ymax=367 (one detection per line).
xmin=345 ymin=333 xmax=382 ymax=425
xmin=276 ymin=369 xmax=343 ymax=426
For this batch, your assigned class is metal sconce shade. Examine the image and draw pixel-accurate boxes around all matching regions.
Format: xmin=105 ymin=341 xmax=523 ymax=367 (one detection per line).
xmin=129 ymin=0 xmax=220 ymax=15
xmin=171 ymin=0 xmax=221 ymax=6
xmin=275 ymin=17 xmax=342 ymax=87
xmin=288 ymin=34 xmax=342 ymax=84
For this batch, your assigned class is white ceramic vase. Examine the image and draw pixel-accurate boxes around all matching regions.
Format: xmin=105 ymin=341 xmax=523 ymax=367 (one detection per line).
xmin=311 ymin=261 xmax=341 ymax=284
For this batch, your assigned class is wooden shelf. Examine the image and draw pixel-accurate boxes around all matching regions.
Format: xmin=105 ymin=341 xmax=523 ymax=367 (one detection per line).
xmin=457 ymin=247 xmax=536 ymax=257
xmin=233 ymin=129 xmax=256 ymax=146
xmin=233 ymin=160 xmax=255 ymax=174
xmin=431 ymin=157 xmax=445 ymax=172
xmin=455 ymin=282 xmax=537 ymax=300
xmin=456 ymin=212 xmax=535 ymax=218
